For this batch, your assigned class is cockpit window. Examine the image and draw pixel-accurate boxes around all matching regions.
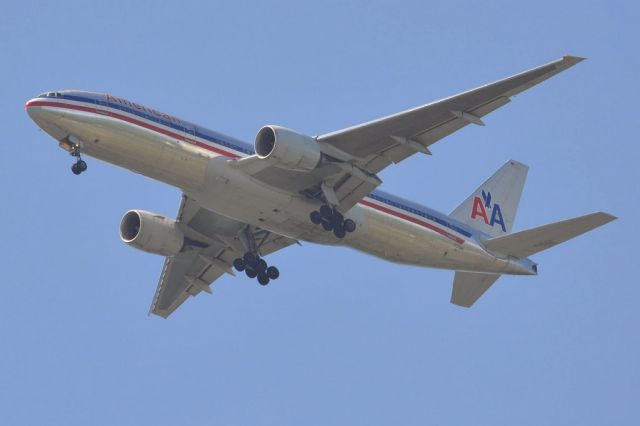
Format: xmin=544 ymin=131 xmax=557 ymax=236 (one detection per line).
xmin=37 ymin=92 xmax=62 ymax=98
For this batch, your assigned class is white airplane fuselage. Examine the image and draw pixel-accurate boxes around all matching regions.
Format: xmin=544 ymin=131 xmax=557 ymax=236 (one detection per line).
xmin=26 ymin=91 xmax=536 ymax=276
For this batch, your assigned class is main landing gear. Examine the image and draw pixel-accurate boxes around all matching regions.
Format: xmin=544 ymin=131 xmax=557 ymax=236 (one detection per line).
xmin=69 ymin=143 xmax=87 ymax=175
xmin=233 ymin=252 xmax=280 ymax=286
xmin=309 ymin=205 xmax=356 ymax=239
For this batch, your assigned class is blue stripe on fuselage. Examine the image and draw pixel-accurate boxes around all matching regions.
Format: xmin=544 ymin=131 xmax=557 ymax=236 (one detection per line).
xmin=41 ymin=91 xmax=477 ymax=241
xmin=367 ymin=192 xmax=473 ymax=238
xmin=54 ymin=92 xmax=254 ymax=155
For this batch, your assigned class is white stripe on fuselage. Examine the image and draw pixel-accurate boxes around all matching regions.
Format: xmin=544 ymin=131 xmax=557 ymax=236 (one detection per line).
xmin=30 ymin=94 xmax=533 ymax=274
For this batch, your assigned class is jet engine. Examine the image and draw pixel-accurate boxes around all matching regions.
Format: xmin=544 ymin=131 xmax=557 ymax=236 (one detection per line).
xmin=120 ymin=210 xmax=184 ymax=256
xmin=254 ymin=125 xmax=321 ymax=172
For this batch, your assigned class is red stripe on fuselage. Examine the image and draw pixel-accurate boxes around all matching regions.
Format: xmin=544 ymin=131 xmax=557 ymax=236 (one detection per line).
xmin=26 ymin=100 xmax=465 ymax=243
xmin=360 ymin=199 xmax=465 ymax=244
xmin=25 ymin=100 xmax=241 ymax=158
xmin=26 ymin=100 xmax=95 ymax=113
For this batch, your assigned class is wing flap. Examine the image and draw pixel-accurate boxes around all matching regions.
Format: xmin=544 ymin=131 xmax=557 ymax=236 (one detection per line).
xmin=334 ymin=176 xmax=379 ymax=213
xmin=150 ymin=251 xmax=215 ymax=318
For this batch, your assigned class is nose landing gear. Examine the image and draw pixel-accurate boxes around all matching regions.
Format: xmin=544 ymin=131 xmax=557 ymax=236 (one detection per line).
xmin=309 ymin=205 xmax=356 ymax=239
xmin=69 ymin=143 xmax=87 ymax=175
xmin=71 ymin=160 xmax=87 ymax=175
xmin=233 ymin=252 xmax=280 ymax=286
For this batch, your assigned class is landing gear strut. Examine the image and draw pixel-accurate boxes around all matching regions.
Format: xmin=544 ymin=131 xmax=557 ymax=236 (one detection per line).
xmin=69 ymin=143 xmax=87 ymax=175
xmin=233 ymin=252 xmax=280 ymax=286
xmin=310 ymin=205 xmax=356 ymax=238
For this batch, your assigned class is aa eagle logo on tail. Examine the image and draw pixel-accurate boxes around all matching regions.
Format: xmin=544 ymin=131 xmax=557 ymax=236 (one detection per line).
xmin=470 ymin=190 xmax=506 ymax=232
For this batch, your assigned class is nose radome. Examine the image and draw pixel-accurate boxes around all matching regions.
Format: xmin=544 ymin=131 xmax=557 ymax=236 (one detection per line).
xmin=25 ymin=98 xmax=42 ymax=120
xmin=25 ymin=97 xmax=69 ymax=141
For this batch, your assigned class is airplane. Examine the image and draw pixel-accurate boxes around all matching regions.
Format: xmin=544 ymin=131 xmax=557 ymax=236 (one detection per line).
xmin=26 ymin=55 xmax=616 ymax=318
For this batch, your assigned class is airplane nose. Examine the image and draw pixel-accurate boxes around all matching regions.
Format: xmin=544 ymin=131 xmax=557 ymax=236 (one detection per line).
xmin=25 ymin=98 xmax=53 ymax=130
xmin=25 ymin=97 xmax=68 ymax=141
xmin=25 ymin=98 xmax=42 ymax=121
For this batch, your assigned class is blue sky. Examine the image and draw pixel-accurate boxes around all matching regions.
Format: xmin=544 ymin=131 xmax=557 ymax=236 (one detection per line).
xmin=1 ymin=1 xmax=638 ymax=425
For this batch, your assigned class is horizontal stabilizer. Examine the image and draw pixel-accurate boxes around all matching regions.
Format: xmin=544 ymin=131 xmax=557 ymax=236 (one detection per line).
xmin=484 ymin=212 xmax=616 ymax=258
xmin=451 ymin=271 xmax=501 ymax=307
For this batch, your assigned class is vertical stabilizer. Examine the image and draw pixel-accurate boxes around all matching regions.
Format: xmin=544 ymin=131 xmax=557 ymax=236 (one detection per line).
xmin=450 ymin=160 xmax=528 ymax=237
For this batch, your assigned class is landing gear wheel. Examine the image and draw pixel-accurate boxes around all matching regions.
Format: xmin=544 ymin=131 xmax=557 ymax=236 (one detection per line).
xmin=233 ymin=258 xmax=246 ymax=272
xmin=257 ymin=272 xmax=270 ymax=286
xmin=310 ymin=210 xmax=322 ymax=224
xmin=266 ymin=266 xmax=279 ymax=280
xmin=246 ymin=268 xmax=258 ymax=279
xmin=343 ymin=219 xmax=356 ymax=233
xmin=257 ymin=259 xmax=268 ymax=273
xmin=333 ymin=225 xmax=346 ymax=239
xmin=319 ymin=204 xmax=333 ymax=219
xmin=243 ymin=252 xmax=257 ymax=266
xmin=331 ymin=210 xmax=344 ymax=226
xmin=69 ymin=142 xmax=87 ymax=175
xmin=314 ymin=204 xmax=356 ymax=236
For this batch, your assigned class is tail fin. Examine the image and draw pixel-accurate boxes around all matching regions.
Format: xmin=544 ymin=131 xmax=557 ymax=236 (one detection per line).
xmin=451 ymin=212 xmax=616 ymax=308
xmin=450 ymin=160 xmax=528 ymax=237
xmin=483 ymin=212 xmax=617 ymax=258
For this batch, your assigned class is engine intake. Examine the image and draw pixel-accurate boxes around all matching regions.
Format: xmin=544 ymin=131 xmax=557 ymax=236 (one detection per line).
xmin=255 ymin=125 xmax=321 ymax=172
xmin=120 ymin=210 xmax=184 ymax=256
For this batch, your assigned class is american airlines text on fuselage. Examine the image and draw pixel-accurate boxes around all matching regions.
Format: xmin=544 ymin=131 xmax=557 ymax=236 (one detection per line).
xmin=105 ymin=94 xmax=182 ymax=125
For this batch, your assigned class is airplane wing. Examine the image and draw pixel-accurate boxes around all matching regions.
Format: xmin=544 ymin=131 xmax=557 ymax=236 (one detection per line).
xmin=232 ymin=56 xmax=583 ymax=212
xmin=150 ymin=195 xmax=296 ymax=318
xmin=317 ymin=56 xmax=584 ymax=172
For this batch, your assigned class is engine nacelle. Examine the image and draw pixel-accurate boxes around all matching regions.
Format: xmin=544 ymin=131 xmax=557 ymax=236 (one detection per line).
xmin=120 ymin=210 xmax=184 ymax=256
xmin=255 ymin=125 xmax=321 ymax=172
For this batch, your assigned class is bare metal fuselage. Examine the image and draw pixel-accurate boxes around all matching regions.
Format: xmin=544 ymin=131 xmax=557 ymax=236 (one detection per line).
xmin=26 ymin=94 xmax=534 ymax=276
